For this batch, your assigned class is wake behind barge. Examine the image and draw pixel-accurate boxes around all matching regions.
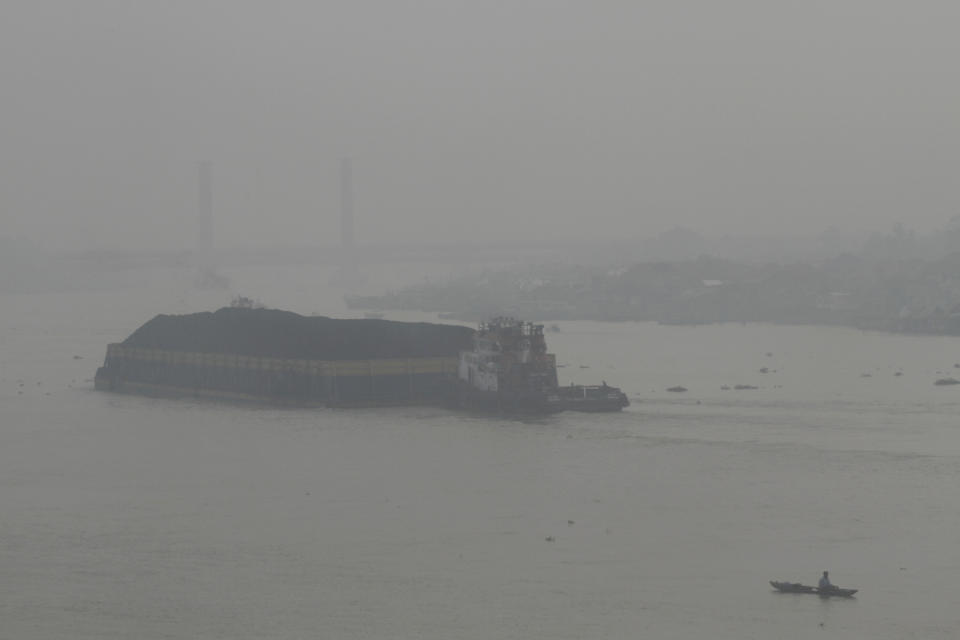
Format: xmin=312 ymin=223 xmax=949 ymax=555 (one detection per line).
xmin=95 ymin=308 xmax=628 ymax=413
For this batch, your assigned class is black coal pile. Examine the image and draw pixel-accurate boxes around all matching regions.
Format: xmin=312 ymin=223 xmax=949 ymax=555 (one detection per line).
xmin=122 ymin=308 xmax=475 ymax=360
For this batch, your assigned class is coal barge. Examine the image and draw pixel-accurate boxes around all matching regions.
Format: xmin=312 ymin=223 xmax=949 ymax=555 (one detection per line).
xmin=95 ymin=308 xmax=629 ymax=413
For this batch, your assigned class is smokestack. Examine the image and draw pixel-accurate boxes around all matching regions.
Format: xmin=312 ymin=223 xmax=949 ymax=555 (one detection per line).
xmin=339 ymin=157 xmax=355 ymax=250
xmin=333 ymin=157 xmax=363 ymax=287
xmin=197 ymin=161 xmax=213 ymax=269
xmin=193 ymin=161 xmax=229 ymax=289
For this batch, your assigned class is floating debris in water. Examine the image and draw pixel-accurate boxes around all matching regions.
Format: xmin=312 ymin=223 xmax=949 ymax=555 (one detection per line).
xmin=666 ymin=386 xmax=687 ymax=392
xmin=934 ymin=378 xmax=960 ymax=386
xmin=734 ymin=384 xmax=758 ymax=390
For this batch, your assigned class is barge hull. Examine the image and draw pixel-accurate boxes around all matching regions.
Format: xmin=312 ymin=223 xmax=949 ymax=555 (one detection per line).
xmin=95 ymin=344 xmax=458 ymax=408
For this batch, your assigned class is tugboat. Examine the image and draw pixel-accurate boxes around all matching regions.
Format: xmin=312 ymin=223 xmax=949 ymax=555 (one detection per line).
xmin=454 ymin=317 xmax=564 ymax=414
xmin=558 ymin=382 xmax=630 ymax=412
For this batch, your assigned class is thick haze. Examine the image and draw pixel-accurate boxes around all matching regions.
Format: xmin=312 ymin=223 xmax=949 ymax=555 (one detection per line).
xmin=2 ymin=1 xmax=958 ymax=251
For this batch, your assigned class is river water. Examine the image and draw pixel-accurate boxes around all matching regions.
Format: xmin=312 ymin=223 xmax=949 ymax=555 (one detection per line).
xmin=3 ymin=265 xmax=960 ymax=639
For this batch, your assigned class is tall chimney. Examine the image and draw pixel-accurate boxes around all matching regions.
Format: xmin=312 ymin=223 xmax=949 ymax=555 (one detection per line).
xmin=332 ymin=157 xmax=363 ymax=287
xmin=339 ymin=157 xmax=355 ymax=250
xmin=197 ymin=161 xmax=214 ymax=270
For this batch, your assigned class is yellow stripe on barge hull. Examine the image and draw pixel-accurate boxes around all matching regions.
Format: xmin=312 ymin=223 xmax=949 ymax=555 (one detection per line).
xmin=96 ymin=344 xmax=458 ymax=407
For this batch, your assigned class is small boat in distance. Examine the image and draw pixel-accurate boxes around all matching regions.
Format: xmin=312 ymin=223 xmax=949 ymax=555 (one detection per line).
xmin=770 ymin=581 xmax=858 ymax=598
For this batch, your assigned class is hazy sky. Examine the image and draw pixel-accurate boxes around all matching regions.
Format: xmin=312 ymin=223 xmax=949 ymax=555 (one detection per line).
xmin=1 ymin=1 xmax=957 ymax=250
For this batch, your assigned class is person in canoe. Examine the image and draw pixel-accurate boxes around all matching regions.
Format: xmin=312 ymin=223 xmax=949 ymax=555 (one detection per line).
xmin=818 ymin=571 xmax=833 ymax=591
